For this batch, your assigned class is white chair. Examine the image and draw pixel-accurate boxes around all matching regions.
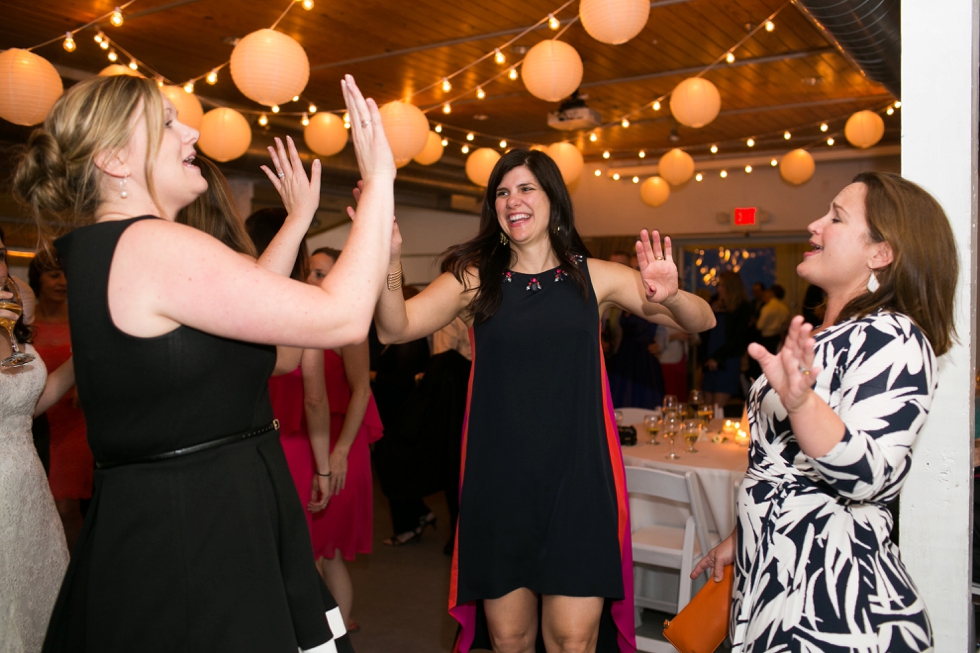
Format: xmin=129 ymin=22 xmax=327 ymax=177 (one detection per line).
xmin=626 ymin=466 xmax=715 ymax=652
xmin=617 ymin=406 xmax=660 ymax=427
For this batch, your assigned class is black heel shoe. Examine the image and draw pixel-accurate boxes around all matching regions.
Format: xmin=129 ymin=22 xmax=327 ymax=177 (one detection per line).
xmin=419 ymin=512 xmax=437 ymax=533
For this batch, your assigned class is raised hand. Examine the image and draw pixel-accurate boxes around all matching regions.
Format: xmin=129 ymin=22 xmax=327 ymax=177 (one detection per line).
xmin=748 ymin=315 xmax=819 ymax=412
xmin=260 ymin=135 xmax=322 ymax=225
xmin=636 ymin=229 xmax=678 ymax=303
xmin=341 ymin=74 xmax=396 ymax=182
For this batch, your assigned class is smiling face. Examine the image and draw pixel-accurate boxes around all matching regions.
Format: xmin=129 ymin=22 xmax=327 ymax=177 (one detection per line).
xmin=494 ymin=165 xmax=551 ymax=246
xmin=798 ymin=182 xmax=887 ymax=303
xmin=38 ymin=269 xmax=67 ymax=303
xmin=307 ymin=252 xmax=336 ymax=285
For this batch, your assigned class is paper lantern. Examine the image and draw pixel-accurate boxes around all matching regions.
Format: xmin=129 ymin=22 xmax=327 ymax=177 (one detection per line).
xmin=161 ymin=86 xmax=203 ymax=131
xmin=465 ymin=148 xmax=501 ymax=187
xmin=379 ymin=101 xmax=429 ymax=162
xmin=230 ymin=28 xmax=310 ymax=106
xmin=99 ymin=64 xmax=141 ymax=77
xmin=670 ymin=77 xmax=721 ymax=128
xmin=844 ymin=110 xmax=885 ymax=149
xmin=640 ymin=176 xmax=670 ymax=207
xmin=529 ymin=144 xmax=548 ymax=152
xmin=413 ymin=131 xmax=444 ymax=165
xmin=0 ymin=49 xmax=63 ymax=126
xmin=579 ymin=0 xmax=650 ymax=45
xmin=658 ymin=148 xmax=695 ymax=186
xmin=779 ymin=149 xmax=815 ymax=185
xmin=521 ymin=40 xmax=583 ymax=103
xmin=198 ymin=107 xmax=251 ymax=162
xmin=545 ymin=142 xmax=584 ymax=184
xmin=395 ymin=158 xmax=412 ymax=169
xmin=304 ymin=112 xmax=348 ymax=156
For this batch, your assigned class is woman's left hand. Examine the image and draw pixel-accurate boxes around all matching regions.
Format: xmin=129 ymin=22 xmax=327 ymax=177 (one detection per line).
xmin=260 ymin=135 xmax=322 ymax=225
xmin=308 ymin=474 xmax=330 ymax=512
xmin=748 ymin=315 xmax=819 ymax=412
xmin=636 ymin=229 xmax=678 ymax=303
xmin=328 ymin=448 xmax=349 ymax=496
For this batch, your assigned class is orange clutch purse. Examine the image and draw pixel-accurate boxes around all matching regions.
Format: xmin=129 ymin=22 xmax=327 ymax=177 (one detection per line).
xmin=662 ymin=564 xmax=733 ymax=653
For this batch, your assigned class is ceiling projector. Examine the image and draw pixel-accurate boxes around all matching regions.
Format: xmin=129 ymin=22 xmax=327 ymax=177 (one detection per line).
xmin=547 ymin=91 xmax=601 ymax=131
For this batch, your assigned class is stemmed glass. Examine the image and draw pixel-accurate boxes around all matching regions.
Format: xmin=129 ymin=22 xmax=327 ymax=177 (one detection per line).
xmin=663 ymin=394 xmax=678 ymax=413
xmin=697 ymin=403 xmax=714 ymax=430
xmin=0 ymin=277 xmax=36 ymax=368
xmin=682 ymin=419 xmax=701 ymax=453
xmin=643 ymin=413 xmax=661 ymax=445
xmin=663 ymin=412 xmax=681 ymax=460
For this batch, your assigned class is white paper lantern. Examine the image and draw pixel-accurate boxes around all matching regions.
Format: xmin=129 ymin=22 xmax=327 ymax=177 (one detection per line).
xmin=640 ymin=176 xmax=670 ymax=207
xmin=521 ymin=40 xmax=583 ymax=103
xmin=670 ymin=77 xmax=721 ymax=128
xmin=230 ymin=28 xmax=310 ymax=106
xmin=545 ymin=142 xmax=584 ymax=184
xmin=379 ymin=101 xmax=429 ymax=162
xmin=844 ymin=110 xmax=885 ymax=149
xmin=161 ymin=86 xmax=203 ymax=131
xmin=779 ymin=149 xmax=815 ymax=185
xmin=0 ymin=49 xmax=63 ymax=126
xmin=99 ymin=64 xmax=141 ymax=77
xmin=304 ymin=112 xmax=348 ymax=156
xmin=579 ymin=0 xmax=650 ymax=45
xmin=465 ymin=148 xmax=501 ymax=187
xmin=413 ymin=131 xmax=444 ymax=165
xmin=658 ymin=148 xmax=695 ymax=186
xmin=198 ymin=107 xmax=252 ymax=162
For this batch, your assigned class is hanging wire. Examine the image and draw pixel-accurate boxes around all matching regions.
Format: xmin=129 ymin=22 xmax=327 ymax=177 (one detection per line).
xmin=26 ymin=0 xmax=139 ymax=51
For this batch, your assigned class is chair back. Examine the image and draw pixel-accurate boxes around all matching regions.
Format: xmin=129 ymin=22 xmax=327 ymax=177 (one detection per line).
xmin=617 ymin=406 xmax=659 ymax=426
xmin=625 ymin=466 xmax=713 ymax=558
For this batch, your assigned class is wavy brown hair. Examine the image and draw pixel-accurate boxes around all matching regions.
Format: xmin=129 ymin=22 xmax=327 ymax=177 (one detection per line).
xmin=176 ymin=156 xmax=257 ymax=258
xmin=837 ymin=171 xmax=957 ymax=356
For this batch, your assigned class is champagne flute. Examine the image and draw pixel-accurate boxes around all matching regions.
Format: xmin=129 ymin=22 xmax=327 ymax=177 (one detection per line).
xmin=643 ymin=413 xmax=661 ymax=445
xmin=663 ymin=413 xmax=681 ymax=460
xmin=0 ymin=277 xmax=36 ymax=368
xmin=682 ymin=419 xmax=700 ymax=453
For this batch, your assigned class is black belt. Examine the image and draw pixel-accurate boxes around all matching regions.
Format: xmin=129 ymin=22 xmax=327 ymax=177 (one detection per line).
xmin=95 ymin=419 xmax=280 ymax=470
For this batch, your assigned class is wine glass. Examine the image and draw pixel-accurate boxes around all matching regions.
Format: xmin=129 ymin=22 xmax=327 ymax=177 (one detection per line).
xmin=682 ymin=419 xmax=700 ymax=453
xmin=643 ymin=413 xmax=661 ymax=445
xmin=663 ymin=412 xmax=681 ymax=460
xmin=697 ymin=403 xmax=714 ymax=430
xmin=614 ymin=410 xmax=624 ymax=427
xmin=689 ymin=389 xmax=702 ymax=407
xmin=0 ymin=277 xmax=36 ymax=368
xmin=663 ymin=394 xmax=678 ymax=412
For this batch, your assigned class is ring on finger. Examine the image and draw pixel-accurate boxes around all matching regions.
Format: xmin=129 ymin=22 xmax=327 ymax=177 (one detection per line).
xmin=277 ymin=172 xmax=285 ymax=179
xmin=798 ymin=363 xmax=810 ymax=375
xmin=655 ymin=255 xmax=665 ymax=261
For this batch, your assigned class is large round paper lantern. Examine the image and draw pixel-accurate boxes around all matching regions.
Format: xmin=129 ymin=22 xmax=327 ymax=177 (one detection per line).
xmin=640 ymin=176 xmax=670 ymax=207
xmin=0 ymin=49 xmax=63 ymax=126
xmin=379 ymin=101 xmax=429 ymax=162
xmin=658 ymin=148 xmax=695 ymax=186
xmin=230 ymin=28 xmax=310 ymax=106
xmin=545 ymin=142 xmax=584 ymax=184
xmin=844 ymin=110 xmax=885 ymax=149
xmin=521 ymin=40 xmax=583 ymax=103
xmin=304 ymin=112 xmax=348 ymax=156
xmin=669 ymin=77 xmax=721 ymax=128
xmin=198 ymin=107 xmax=252 ymax=162
xmin=395 ymin=158 xmax=412 ymax=169
xmin=779 ymin=149 xmax=815 ymax=186
xmin=579 ymin=0 xmax=650 ymax=45
xmin=161 ymin=86 xmax=203 ymax=131
xmin=466 ymin=148 xmax=501 ymax=187
xmin=414 ymin=131 xmax=444 ymax=165
xmin=99 ymin=64 xmax=141 ymax=77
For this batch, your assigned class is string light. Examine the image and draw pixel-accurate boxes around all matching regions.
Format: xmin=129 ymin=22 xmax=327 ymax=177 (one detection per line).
xmin=461 ymin=144 xmax=470 ymax=154
xmin=272 ymin=105 xmax=280 ymax=113
xmin=726 ymin=52 xmax=735 ymax=63
xmin=110 ymin=7 xmax=124 ymax=27
xmin=820 ymin=123 xmax=828 ymax=132
xmin=441 ymin=138 xmax=448 ymax=147
xmin=589 ymin=132 xmax=598 ymax=143
xmin=746 ymin=138 xmax=755 ymax=147
xmin=466 ymin=132 xmax=475 ymax=141
xmin=612 ymin=173 xmax=621 ymax=180
xmin=652 ymin=100 xmax=661 ymax=111
xmin=638 ymin=150 xmax=646 ymax=158
xmin=632 ymin=176 xmax=639 ymax=184
xmin=183 ymin=81 xmax=194 ymax=93
xmin=548 ymin=13 xmax=560 ymax=30
xmin=770 ymin=158 xmax=778 ymax=166
xmin=63 ymin=33 xmax=76 ymax=52
xmin=434 ymin=124 xmax=442 ymax=133
xmin=107 ymin=49 xmax=118 ymax=62
xmin=621 ymin=118 xmax=630 ymax=128
xmin=94 ymin=32 xmax=104 ymax=44
xmin=720 ymin=170 xmax=728 ymax=178
xmin=292 ymin=95 xmax=300 ymax=102
xmin=710 ymin=144 xmax=718 ymax=154
xmin=308 ymin=103 xmax=317 ymax=113
xmin=301 ymin=113 xmax=309 ymax=126
xmin=494 ymin=49 xmax=505 ymax=65
xmin=206 ymin=69 xmax=218 ymax=85
xmin=258 ymin=114 xmax=268 ymax=126
xmin=476 ymin=87 xmax=486 ymax=100
xmin=155 ymin=77 xmax=164 ymax=88
xmin=594 ymin=169 xmax=602 ymax=177
xmin=301 ymin=0 xmax=314 ymax=9
xmin=99 ymin=38 xmax=110 ymax=50
xmin=764 ymin=20 xmax=775 ymax=32
xmin=827 ymin=137 xmax=835 ymax=146
xmin=783 ymin=131 xmax=791 ymax=140
xmin=343 ymin=111 xmax=349 ymax=125
xmin=886 ymin=107 xmax=894 ymax=115
xmin=442 ymin=103 xmax=452 ymax=114
xmin=508 ymin=67 xmax=518 ymax=81
xmin=744 ymin=165 xmax=753 ymax=173
xmin=128 ymin=60 xmax=138 ymax=71
xmin=499 ymin=140 xmax=507 ymax=149
xmin=441 ymin=77 xmax=452 ymax=92
xmin=894 ymin=101 xmax=901 ymax=108
xmin=602 ymin=150 xmax=610 ymax=159
xmin=695 ymin=172 xmax=703 ymax=182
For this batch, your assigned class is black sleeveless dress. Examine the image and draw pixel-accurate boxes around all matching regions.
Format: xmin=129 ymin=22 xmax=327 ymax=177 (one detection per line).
xmin=43 ymin=217 xmax=351 ymax=653
xmin=449 ymin=259 xmax=635 ymax=653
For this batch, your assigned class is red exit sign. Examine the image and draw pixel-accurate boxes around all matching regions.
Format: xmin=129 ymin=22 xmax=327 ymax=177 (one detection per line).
xmin=734 ymin=207 xmax=757 ymax=226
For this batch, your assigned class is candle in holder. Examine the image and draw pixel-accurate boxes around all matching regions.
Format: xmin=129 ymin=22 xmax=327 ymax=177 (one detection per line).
xmin=721 ymin=420 xmax=737 ymax=435
xmin=734 ymin=429 xmax=750 ymax=446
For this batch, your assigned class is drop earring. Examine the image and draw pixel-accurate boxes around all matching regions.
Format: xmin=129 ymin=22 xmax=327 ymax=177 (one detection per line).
xmin=499 ymin=232 xmax=509 ymax=245
xmin=867 ymin=270 xmax=879 ymax=293
xmin=119 ymin=175 xmax=129 ymax=199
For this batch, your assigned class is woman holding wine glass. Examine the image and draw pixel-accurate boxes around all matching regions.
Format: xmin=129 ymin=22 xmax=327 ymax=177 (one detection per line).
xmin=12 ymin=73 xmax=394 ymax=652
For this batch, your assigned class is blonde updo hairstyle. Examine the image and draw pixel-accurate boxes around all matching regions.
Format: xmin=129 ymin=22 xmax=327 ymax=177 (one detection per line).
xmin=12 ymin=74 xmax=166 ymax=231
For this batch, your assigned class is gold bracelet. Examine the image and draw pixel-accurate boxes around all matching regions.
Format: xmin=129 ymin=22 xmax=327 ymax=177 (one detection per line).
xmin=386 ymin=264 xmax=403 ymax=291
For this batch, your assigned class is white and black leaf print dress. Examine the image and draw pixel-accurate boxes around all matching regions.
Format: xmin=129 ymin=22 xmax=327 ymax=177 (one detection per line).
xmin=733 ymin=310 xmax=934 ymax=653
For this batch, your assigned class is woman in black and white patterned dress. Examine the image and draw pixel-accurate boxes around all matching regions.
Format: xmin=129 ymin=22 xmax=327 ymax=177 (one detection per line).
xmin=693 ymin=171 xmax=958 ymax=653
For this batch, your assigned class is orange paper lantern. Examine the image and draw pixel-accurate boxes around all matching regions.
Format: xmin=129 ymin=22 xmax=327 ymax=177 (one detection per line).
xmin=161 ymin=86 xmax=203 ymax=131
xmin=0 ymin=48 xmax=63 ymax=126
xmin=579 ymin=0 xmax=650 ymax=45
xmin=230 ymin=28 xmax=310 ymax=106
xmin=779 ymin=149 xmax=815 ymax=185
xmin=521 ymin=40 xmax=583 ymax=103
xmin=465 ymin=148 xmax=501 ymax=187
xmin=844 ymin=110 xmax=885 ymax=149
xmin=546 ymin=142 xmax=584 ymax=184
xmin=304 ymin=112 xmax=348 ymax=156
xmin=99 ymin=64 xmax=141 ymax=77
xmin=413 ymin=131 xmax=445 ymax=165
xmin=640 ymin=176 xmax=670 ymax=207
xmin=670 ymin=77 xmax=721 ymax=128
xmin=198 ymin=107 xmax=252 ymax=162
xmin=658 ymin=148 xmax=695 ymax=186
xmin=379 ymin=101 xmax=429 ymax=162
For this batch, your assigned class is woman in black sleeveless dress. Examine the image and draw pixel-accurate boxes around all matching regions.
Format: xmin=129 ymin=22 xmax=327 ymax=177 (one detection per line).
xmin=372 ymin=149 xmax=715 ymax=653
xmin=11 ymin=73 xmax=395 ymax=652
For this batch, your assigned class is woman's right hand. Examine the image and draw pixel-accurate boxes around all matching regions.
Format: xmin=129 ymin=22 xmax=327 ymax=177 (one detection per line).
xmin=341 ymin=74 xmax=396 ymax=183
xmin=691 ymin=531 xmax=735 ymax=582
xmin=347 ymin=180 xmax=402 ymax=265
xmin=0 ymin=290 xmax=16 ymax=323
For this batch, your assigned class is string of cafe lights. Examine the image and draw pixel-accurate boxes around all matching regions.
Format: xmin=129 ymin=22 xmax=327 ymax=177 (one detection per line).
xmin=24 ymin=0 xmax=138 ymax=54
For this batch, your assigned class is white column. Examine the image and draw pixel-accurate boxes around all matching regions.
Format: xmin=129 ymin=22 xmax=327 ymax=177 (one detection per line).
xmin=901 ymin=1 xmax=978 ymax=650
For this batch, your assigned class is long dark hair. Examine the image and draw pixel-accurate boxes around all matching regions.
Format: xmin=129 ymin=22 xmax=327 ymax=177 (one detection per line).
xmin=442 ymin=148 xmax=591 ymax=323
xmin=245 ymin=207 xmax=309 ymax=282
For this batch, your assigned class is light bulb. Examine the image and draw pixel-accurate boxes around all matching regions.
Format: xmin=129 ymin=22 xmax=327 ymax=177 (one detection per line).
xmin=302 ymin=0 xmax=314 ymax=9
xmin=272 ymin=105 xmax=280 ymax=114
xmin=290 ymin=96 xmax=298 ymax=103
xmin=612 ymin=173 xmax=620 ymax=180
xmin=301 ymin=113 xmax=310 ymax=126
xmin=820 ymin=123 xmax=828 ymax=132
xmin=710 ymin=144 xmax=718 ymax=154
xmin=726 ymin=52 xmax=735 ymax=63
xmin=155 ymin=77 xmax=164 ymax=88
xmin=94 ymin=32 xmax=104 ymax=44
xmin=107 ymin=49 xmax=118 ymax=62
xmin=63 ymin=33 xmax=76 ymax=52
xmin=434 ymin=124 xmax=442 ymax=133
xmin=594 ymin=169 xmax=601 ymax=177
xmin=602 ymin=150 xmax=610 ymax=159
xmin=441 ymin=77 xmax=452 ymax=92
xmin=720 ymin=170 xmax=728 ymax=178
xmin=632 ymin=176 xmax=639 ymax=184
xmin=764 ymin=20 xmax=775 ymax=32
xmin=128 ymin=60 xmax=138 ymax=70
xmin=441 ymin=138 xmax=448 ymax=147
xmin=744 ymin=165 xmax=752 ymax=173
xmin=827 ymin=137 xmax=835 ymax=146
xmin=183 ymin=81 xmax=194 ymax=93
xmin=500 ymin=140 xmax=507 ymax=149
xmin=343 ymin=112 xmax=349 ymax=124
xmin=100 ymin=39 xmax=110 ymax=50
xmin=466 ymin=132 xmax=474 ymax=141
xmin=344 ymin=122 xmax=350 ymax=130
xmin=461 ymin=144 xmax=470 ymax=154
xmin=110 ymin=8 xmax=124 ymax=27
xmin=548 ymin=14 xmax=560 ymax=30
xmin=206 ymin=69 xmax=218 ymax=85
xmin=476 ymin=87 xmax=486 ymax=100
xmin=695 ymin=172 xmax=703 ymax=182
xmin=886 ymin=107 xmax=894 ymax=115
xmin=494 ymin=49 xmax=505 ymax=65
xmin=621 ymin=118 xmax=630 ymax=128
xmin=258 ymin=114 xmax=268 ymax=126
xmin=652 ymin=100 xmax=661 ymax=111
xmin=442 ymin=103 xmax=452 ymax=114
xmin=508 ymin=67 xmax=518 ymax=81
xmin=638 ymin=150 xmax=646 ymax=158
xmin=784 ymin=131 xmax=791 ymax=140
xmin=746 ymin=138 xmax=755 ymax=147
xmin=770 ymin=158 xmax=778 ymax=167
xmin=589 ymin=132 xmax=598 ymax=143
xmin=894 ymin=101 xmax=901 ymax=108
